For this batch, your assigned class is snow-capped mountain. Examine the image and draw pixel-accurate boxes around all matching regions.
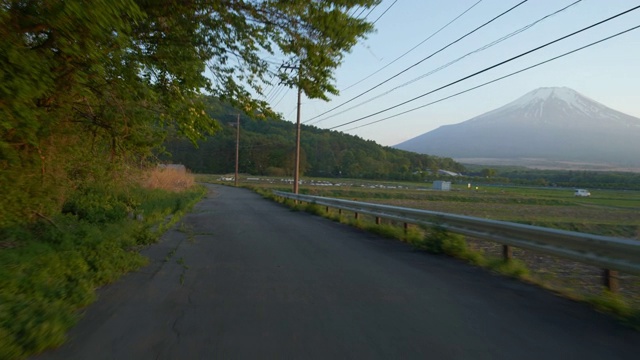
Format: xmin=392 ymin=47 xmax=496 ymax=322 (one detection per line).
xmin=394 ymin=87 xmax=640 ymax=169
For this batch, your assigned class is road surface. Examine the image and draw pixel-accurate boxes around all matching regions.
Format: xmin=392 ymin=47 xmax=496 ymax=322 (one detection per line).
xmin=36 ymin=184 xmax=640 ymax=359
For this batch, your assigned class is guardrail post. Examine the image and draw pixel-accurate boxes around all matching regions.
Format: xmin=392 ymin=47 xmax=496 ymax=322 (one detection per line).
xmin=338 ymin=209 xmax=342 ymax=215
xmin=603 ymin=269 xmax=619 ymax=292
xmin=325 ymin=206 xmax=329 ymax=213
xmin=375 ymin=216 xmax=381 ymax=225
xmin=502 ymin=245 xmax=512 ymax=261
xmin=404 ymin=222 xmax=409 ymax=234
xmin=354 ymin=212 xmax=359 ymax=220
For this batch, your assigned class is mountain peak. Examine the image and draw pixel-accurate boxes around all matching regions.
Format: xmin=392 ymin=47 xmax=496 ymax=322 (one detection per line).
xmin=510 ymin=86 xmax=594 ymax=109
xmin=394 ymin=87 xmax=640 ymax=168
xmin=474 ymin=86 xmax=614 ymax=123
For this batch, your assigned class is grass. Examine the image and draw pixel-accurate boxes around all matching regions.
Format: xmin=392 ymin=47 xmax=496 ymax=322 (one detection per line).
xmin=0 ymin=169 xmax=205 ymax=359
xmin=144 ymin=167 xmax=195 ymax=192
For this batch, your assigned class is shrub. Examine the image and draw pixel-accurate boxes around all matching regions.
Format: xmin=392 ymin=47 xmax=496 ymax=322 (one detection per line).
xmin=304 ymin=203 xmax=325 ymax=216
xmin=420 ymin=226 xmax=468 ymax=257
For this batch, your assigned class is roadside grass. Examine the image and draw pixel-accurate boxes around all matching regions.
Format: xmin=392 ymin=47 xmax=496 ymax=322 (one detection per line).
xmin=234 ymin=182 xmax=640 ymax=329
xmin=0 ymin=171 xmax=205 ymax=359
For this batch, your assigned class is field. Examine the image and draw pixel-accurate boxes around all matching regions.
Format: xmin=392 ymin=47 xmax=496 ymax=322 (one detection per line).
xmin=199 ymin=175 xmax=640 ymax=239
xmin=198 ymin=174 xmax=640 ymax=318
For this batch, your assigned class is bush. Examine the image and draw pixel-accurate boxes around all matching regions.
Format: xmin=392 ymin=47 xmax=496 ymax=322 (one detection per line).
xmin=420 ymin=226 xmax=468 ymax=257
xmin=62 ymin=188 xmax=130 ymax=223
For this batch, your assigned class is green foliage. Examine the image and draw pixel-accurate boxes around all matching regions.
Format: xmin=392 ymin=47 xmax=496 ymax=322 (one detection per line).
xmin=0 ymin=185 xmax=204 ymax=359
xmin=365 ymin=223 xmax=405 ymax=240
xmin=587 ymin=290 xmax=633 ymax=318
xmin=418 ymin=226 xmax=468 ymax=257
xmin=1 ymin=0 xmax=378 ymax=228
xmin=62 ymin=188 xmax=129 ymax=223
xmin=486 ymin=258 xmax=530 ymax=279
xmin=304 ymin=203 xmax=325 ymax=216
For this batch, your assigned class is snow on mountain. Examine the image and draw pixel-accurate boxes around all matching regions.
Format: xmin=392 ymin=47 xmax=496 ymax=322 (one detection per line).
xmin=470 ymin=87 xmax=633 ymax=125
xmin=394 ymin=87 xmax=640 ymax=168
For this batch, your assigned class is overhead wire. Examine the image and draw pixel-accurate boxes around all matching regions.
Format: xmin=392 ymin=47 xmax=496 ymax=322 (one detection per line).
xmin=354 ymin=6 xmax=368 ymax=19
xmin=372 ymin=0 xmax=399 ymax=25
xmin=328 ymin=4 xmax=640 ymax=130
xmin=341 ymin=0 xmax=483 ymax=92
xmin=343 ymin=23 xmax=640 ymax=132
xmin=267 ymin=84 xmax=287 ymax=103
xmin=312 ymin=0 xmax=583 ymax=124
xmin=361 ymin=1 xmax=381 ymax=20
xmin=304 ymin=0 xmax=530 ymax=124
xmin=272 ymin=87 xmax=291 ymax=108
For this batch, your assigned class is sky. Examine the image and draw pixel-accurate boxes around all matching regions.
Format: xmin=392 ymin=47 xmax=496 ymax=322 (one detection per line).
xmin=265 ymin=0 xmax=640 ymax=147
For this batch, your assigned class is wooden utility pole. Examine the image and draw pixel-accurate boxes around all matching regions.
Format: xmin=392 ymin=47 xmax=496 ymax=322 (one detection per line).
xmin=280 ymin=62 xmax=302 ymax=194
xmin=293 ymin=85 xmax=302 ymax=194
xmin=234 ymin=113 xmax=240 ymax=187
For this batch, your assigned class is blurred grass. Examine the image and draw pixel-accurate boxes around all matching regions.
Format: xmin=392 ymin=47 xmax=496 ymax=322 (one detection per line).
xmin=0 ymin=171 xmax=205 ymax=359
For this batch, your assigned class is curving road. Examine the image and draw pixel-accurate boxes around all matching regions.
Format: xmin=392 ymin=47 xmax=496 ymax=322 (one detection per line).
xmin=36 ymin=184 xmax=640 ymax=359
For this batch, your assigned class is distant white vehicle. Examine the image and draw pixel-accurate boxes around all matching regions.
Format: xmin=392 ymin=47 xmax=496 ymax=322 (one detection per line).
xmin=574 ymin=189 xmax=591 ymax=197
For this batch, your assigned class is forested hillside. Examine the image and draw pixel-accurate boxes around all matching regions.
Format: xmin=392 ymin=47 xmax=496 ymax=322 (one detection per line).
xmin=162 ymin=99 xmax=464 ymax=180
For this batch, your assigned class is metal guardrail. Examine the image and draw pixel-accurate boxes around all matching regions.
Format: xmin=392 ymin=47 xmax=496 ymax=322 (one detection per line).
xmin=273 ymin=191 xmax=640 ymax=279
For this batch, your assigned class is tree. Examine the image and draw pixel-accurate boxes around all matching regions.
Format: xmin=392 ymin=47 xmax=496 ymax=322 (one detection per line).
xmin=0 ymin=0 xmax=378 ymax=226
xmin=481 ymin=168 xmax=497 ymax=178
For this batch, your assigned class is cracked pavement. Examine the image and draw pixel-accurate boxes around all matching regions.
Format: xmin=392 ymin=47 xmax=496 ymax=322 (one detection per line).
xmin=35 ymin=184 xmax=640 ymax=359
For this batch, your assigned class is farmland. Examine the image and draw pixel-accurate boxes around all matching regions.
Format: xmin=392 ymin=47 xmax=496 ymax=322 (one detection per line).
xmin=199 ymin=175 xmax=640 ymax=239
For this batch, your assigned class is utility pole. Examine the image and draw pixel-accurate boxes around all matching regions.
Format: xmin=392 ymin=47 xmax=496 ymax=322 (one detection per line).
xmin=280 ymin=62 xmax=302 ymax=194
xmin=234 ymin=113 xmax=240 ymax=187
xmin=293 ymin=85 xmax=302 ymax=194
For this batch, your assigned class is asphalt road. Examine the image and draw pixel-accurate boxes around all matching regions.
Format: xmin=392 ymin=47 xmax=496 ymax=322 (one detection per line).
xmin=36 ymin=184 xmax=640 ymax=359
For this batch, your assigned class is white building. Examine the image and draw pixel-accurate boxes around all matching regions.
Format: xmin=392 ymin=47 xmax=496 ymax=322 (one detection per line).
xmin=433 ymin=180 xmax=451 ymax=191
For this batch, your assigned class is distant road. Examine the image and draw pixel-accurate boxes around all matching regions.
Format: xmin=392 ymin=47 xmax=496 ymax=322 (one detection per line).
xmin=36 ymin=184 xmax=640 ymax=359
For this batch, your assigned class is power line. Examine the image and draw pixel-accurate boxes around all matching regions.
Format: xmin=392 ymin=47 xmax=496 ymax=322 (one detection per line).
xmin=305 ymin=0 xmax=529 ymax=124
xmin=341 ymin=0 xmax=483 ymax=92
xmin=313 ymin=0 xmax=583 ymax=124
xmin=354 ymin=6 xmax=368 ymax=19
xmin=328 ymin=4 xmax=640 ymax=130
xmin=372 ymin=0 xmax=399 ymax=25
xmin=272 ymin=87 xmax=291 ymax=108
xmin=361 ymin=1 xmax=381 ymax=21
xmin=343 ymin=23 xmax=640 ymax=132
xmin=263 ymin=81 xmax=280 ymax=102
xmin=266 ymin=84 xmax=286 ymax=103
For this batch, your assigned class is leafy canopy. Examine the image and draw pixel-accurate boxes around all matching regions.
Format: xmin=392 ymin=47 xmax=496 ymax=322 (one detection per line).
xmin=0 ymin=0 xmax=377 ymax=226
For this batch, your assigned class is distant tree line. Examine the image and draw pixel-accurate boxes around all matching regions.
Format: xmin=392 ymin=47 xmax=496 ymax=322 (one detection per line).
xmin=162 ymin=98 xmax=465 ymax=181
xmin=466 ymin=168 xmax=640 ymax=190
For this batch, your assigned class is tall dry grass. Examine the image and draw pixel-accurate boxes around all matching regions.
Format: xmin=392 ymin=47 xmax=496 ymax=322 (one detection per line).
xmin=143 ymin=166 xmax=195 ymax=192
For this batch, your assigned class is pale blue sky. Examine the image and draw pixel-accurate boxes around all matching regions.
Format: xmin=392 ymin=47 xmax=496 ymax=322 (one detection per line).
xmin=268 ymin=0 xmax=640 ymax=146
